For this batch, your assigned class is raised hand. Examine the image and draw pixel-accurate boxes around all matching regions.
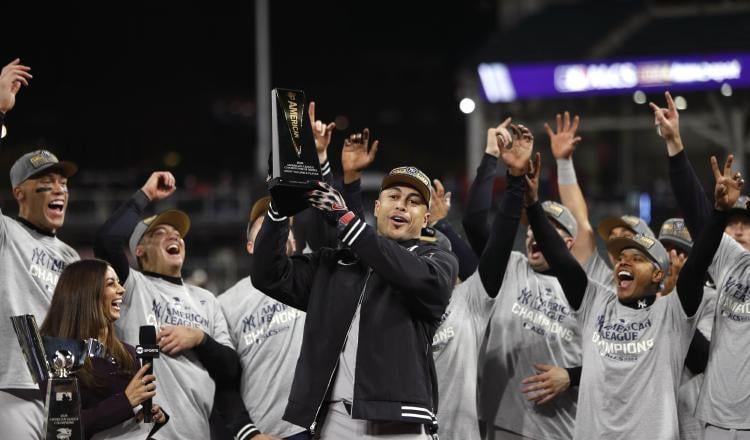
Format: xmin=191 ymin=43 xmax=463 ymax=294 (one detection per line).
xmin=308 ymin=101 xmax=336 ymax=163
xmin=306 ymin=180 xmax=349 ymax=226
xmin=545 ymin=111 xmax=581 ymax=160
xmin=649 ymin=91 xmax=681 ymax=144
xmin=712 ymin=154 xmax=744 ymax=211
xmin=501 ymin=123 xmax=533 ymax=176
xmin=520 ymin=363 xmax=571 ymax=405
xmin=0 ymin=58 xmax=33 ymax=114
xmin=428 ymin=179 xmax=451 ymax=226
xmin=485 ymin=117 xmax=512 ymax=158
xmin=524 ymin=152 xmax=541 ymax=206
xmin=141 ymin=172 xmax=177 ymax=201
xmin=341 ymin=128 xmax=379 ymax=183
xmin=656 ymin=249 xmax=687 ymax=298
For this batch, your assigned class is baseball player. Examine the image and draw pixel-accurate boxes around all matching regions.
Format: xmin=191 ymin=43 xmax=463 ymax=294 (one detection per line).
xmin=94 ymin=172 xmax=239 ymax=439
xmin=251 ymin=163 xmax=457 ymax=439
xmin=0 ymin=58 xmax=81 ymax=439
xmin=465 ymin=121 xmax=581 ymax=440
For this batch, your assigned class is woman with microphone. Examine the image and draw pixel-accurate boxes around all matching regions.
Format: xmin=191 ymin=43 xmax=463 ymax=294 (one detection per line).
xmin=41 ymin=259 xmax=167 ymax=439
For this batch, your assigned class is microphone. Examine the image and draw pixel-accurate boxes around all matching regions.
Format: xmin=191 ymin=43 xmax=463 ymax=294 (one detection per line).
xmin=136 ymin=326 xmax=160 ymax=423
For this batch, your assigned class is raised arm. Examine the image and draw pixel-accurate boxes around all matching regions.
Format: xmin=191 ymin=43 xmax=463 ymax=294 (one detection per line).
xmin=0 ymin=58 xmax=32 ymax=208
xmin=525 ymin=154 xmax=588 ymax=310
xmin=429 ymin=178 xmax=479 ymax=280
xmin=651 ymin=91 xmax=712 ymax=237
xmin=93 ymin=172 xmax=176 ymax=283
xmin=341 ymin=127 xmax=379 ymax=218
xmin=677 ymin=155 xmax=742 ymax=316
xmin=463 ymin=117 xmax=513 ymax=254
xmin=250 ymin=203 xmax=319 ymax=310
xmin=546 ymin=111 xmax=595 ymax=265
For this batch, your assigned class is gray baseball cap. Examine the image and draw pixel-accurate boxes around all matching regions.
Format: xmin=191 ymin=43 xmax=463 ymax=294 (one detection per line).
xmin=598 ymin=215 xmax=655 ymax=241
xmin=523 ymin=201 xmax=578 ymax=240
xmin=607 ymin=233 xmax=669 ymax=273
xmin=10 ymin=150 xmax=78 ymax=188
xmin=658 ymin=218 xmax=692 ymax=252
xmin=128 ymin=210 xmax=191 ymax=257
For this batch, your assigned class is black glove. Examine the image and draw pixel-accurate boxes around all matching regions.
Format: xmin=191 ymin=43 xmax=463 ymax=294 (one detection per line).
xmin=307 ymin=181 xmax=350 ymax=226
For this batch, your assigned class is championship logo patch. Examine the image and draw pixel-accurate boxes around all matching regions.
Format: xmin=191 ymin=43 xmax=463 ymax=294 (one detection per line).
xmin=545 ymin=202 xmax=565 ymax=217
xmin=635 ymin=235 xmax=656 ymax=249
xmin=29 ymin=151 xmax=56 ymax=168
xmin=622 ymin=216 xmax=640 ymax=227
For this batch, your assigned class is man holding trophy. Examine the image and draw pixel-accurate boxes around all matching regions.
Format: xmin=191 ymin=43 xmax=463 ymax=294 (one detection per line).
xmin=251 ymin=89 xmax=457 ymax=438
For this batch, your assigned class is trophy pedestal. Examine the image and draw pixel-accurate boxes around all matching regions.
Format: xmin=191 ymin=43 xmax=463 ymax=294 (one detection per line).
xmin=44 ymin=377 xmax=83 ymax=440
xmin=268 ymin=178 xmax=316 ymax=217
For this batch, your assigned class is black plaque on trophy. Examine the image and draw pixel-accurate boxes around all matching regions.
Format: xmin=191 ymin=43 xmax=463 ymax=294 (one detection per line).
xmin=268 ymin=88 xmax=322 ymax=216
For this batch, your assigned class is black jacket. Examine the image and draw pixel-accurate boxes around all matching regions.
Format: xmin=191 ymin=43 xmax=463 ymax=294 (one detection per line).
xmin=250 ymin=210 xmax=458 ymax=434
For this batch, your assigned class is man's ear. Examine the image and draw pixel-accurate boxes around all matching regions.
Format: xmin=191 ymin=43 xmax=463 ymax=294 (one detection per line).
xmin=374 ymin=199 xmax=381 ymax=219
xmin=422 ymin=210 xmax=431 ymax=228
xmin=652 ymin=268 xmax=665 ymax=284
xmin=246 ymin=241 xmax=254 ymax=255
xmin=564 ymin=237 xmax=574 ymax=250
xmin=13 ymin=186 xmax=24 ymax=202
xmin=135 ymin=244 xmax=145 ymax=258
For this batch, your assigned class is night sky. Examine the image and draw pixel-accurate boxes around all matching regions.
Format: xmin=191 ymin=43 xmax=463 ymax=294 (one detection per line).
xmin=1 ymin=2 xmax=495 ymax=185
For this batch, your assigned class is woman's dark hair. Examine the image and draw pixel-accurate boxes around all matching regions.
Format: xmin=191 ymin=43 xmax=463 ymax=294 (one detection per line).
xmin=41 ymin=259 xmax=136 ymax=391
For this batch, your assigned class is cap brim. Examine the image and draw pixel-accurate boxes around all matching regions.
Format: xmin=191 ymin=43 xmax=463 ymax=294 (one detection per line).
xmin=381 ymin=174 xmax=431 ymax=205
xmin=606 ymin=237 xmax=658 ymax=268
xmin=29 ymin=161 xmax=78 ymax=180
xmin=597 ymin=218 xmax=631 ymax=241
xmin=144 ymin=210 xmax=191 ymax=239
xmin=249 ymin=196 xmax=272 ymax=225
xmin=659 ymin=236 xmax=692 ymax=253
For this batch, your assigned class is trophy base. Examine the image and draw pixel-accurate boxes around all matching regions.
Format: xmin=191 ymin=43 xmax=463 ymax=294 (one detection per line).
xmin=268 ymin=178 xmax=316 ymax=217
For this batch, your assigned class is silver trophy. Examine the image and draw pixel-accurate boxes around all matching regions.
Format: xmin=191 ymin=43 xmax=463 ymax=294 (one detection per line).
xmin=11 ymin=315 xmax=103 ymax=440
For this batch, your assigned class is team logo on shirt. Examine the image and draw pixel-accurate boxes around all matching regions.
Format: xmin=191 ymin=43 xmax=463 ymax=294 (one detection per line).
xmin=592 ymin=315 xmax=654 ymax=361
xmin=718 ymin=277 xmax=750 ymax=321
xmin=28 ymin=247 xmax=69 ymax=293
xmin=511 ymin=287 xmax=577 ymax=342
xmin=148 ymin=298 xmax=210 ymax=329
xmin=241 ymin=300 xmax=303 ymax=346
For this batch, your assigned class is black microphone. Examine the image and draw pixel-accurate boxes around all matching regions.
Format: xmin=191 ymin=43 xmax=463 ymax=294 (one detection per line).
xmin=136 ymin=325 xmax=160 ymax=423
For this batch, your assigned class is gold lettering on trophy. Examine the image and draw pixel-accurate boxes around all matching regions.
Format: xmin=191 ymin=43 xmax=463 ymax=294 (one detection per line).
xmin=286 ymin=93 xmax=303 ymax=157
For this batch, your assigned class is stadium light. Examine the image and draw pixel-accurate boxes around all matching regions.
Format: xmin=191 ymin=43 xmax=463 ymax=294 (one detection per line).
xmin=459 ymin=98 xmax=476 ymax=114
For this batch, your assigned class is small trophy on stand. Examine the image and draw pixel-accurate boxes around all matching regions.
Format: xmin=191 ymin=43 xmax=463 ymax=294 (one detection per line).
xmin=267 ymin=88 xmax=323 ymax=216
xmin=11 ymin=315 xmax=100 ymax=440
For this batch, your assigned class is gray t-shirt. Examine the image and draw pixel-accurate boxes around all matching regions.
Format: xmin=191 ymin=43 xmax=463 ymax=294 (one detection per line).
xmin=219 ymin=276 xmax=306 ymax=438
xmin=479 ymin=252 xmax=581 ymax=440
xmin=433 ymin=271 xmax=495 ymax=440
xmin=677 ymin=285 xmax=716 ymax=440
xmin=697 ymin=234 xmax=750 ymax=428
xmin=115 ymin=270 xmax=233 ymax=440
xmin=575 ymin=279 xmax=705 ymax=440
xmin=0 ymin=210 xmax=80 ymax=389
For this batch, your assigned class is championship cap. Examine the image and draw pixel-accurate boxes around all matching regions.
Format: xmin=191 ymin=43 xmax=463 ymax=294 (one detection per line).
xmin=10 ymin=150 xmax=78 ymax=188
xmin=598 ymin=215 xmax=655 ymax=241
xmin=129 ymin=210 xmax=191 ymax=257
xmin=658 ymin=218 xmax=692 ymax=253
xmin=522 ymin=201 xmax=578 ymax=240
xmin=381 ymin=166 xmax=431 ymax=206
xmin=607 ymin=233 xmax=670 ymax=273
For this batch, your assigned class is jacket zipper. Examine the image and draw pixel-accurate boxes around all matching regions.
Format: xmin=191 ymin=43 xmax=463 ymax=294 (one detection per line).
xmin=310 ymin=268 xmax=372 ymax=435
